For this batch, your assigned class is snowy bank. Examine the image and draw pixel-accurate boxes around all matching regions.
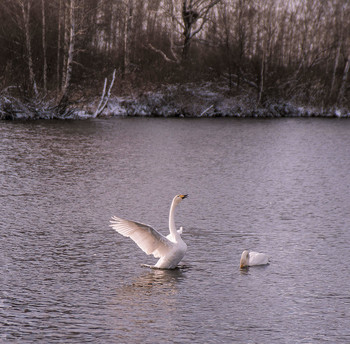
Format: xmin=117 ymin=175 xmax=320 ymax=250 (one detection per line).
xmin=0 ymin=94 xmax=78 ymax=120
xmin=1 ymin=83 xmax=350 ymax=120
xmin=84 ymin=82 xmax=350 ymax=119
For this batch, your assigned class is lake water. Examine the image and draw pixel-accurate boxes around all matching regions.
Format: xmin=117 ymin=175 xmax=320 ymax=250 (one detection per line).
xmin=1 ymin=118 xmax=350 ymax=343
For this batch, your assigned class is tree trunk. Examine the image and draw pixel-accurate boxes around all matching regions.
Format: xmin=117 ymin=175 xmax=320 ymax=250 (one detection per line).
xmin=337 ymin=54 xmax=350 ymax=106
xmin=123 ymin=0 xmax=134 ymax=75
xmin=181 ymin=0 xmax=196 ymax=61
xmin=60 ymin=0 xmax=75 ymax=103
xmin=21 ymin=0 xmax=38 ymax=97
xmin=61 ymin=1 xmax=70 ymax=91
xmin=93 ymin=69 xmax=116 ymax=118
xmin=257 ymin=50 xmax=265 ymax=105
xmin=329 ymin=40 xmax=341 ymax=102
xmin=41 ymin=0 xmax=47 ymax=94
xmin=56 ymin=0 xmax=62 ymax=97
xmin=181 ymin=0 xmax=221 ymax=61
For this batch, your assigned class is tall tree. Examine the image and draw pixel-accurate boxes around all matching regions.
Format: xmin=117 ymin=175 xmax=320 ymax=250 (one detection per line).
xmin=337 ymin=52 xmax=350 ymax=106
xmin=41 ymin=0 xmax=47 ymax=94
xmin=149 ymin=0 xmax=222 ymax=64
xmin=181 ymin=0 xmax=222 ymax=61
xmin=18 ymin=0 xmax=39 ymax=96
xmin=60 ymin=0 xmax=75 ymax=103
xmin=123 ymin=0 xmax=134 ymax=75
xmin=56 ymin=0 xmax=62 ymax=97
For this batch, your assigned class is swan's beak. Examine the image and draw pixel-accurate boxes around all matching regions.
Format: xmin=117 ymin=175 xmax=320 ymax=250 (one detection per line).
xmin=180 ymin=194 xmax=188 ymax=199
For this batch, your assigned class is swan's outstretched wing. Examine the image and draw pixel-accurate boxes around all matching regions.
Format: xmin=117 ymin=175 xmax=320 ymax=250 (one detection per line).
xmin=110 ymin=216 xmax=173 ymax=258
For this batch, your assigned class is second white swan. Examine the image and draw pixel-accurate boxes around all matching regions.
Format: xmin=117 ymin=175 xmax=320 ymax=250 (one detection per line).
xmin=110 ymin=194 xmax=188 ymax=269
xmin=240 ymin=250 xmax=269 ymax=268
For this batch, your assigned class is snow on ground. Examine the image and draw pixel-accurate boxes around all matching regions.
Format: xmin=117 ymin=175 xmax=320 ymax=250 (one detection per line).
xmin=1 ymin=82 xmax=350 ymax=120
xmin=86 ymin=82 xmax=350 ymax=119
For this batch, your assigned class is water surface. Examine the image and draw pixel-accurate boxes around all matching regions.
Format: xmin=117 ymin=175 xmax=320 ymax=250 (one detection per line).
xmin=1 ymin=118 xmax=350 ymax=343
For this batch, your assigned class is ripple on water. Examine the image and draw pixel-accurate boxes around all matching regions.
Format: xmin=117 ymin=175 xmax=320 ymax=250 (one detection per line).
xmin=1 ymin=118 xmax=350 ymax=343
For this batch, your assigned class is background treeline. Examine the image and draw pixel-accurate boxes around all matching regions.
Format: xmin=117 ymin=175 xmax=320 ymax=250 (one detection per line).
xmin=0 ymin=0 xmax=349 ymax=109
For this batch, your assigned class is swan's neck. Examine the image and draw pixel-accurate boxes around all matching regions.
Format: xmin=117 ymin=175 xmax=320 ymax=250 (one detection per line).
xmin=169 ymin=200 xmax=179 ymax=239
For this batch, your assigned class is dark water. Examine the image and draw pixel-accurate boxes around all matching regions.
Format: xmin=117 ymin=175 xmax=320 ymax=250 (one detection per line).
xmin=1 ymin=118 xmax=350 ymax=343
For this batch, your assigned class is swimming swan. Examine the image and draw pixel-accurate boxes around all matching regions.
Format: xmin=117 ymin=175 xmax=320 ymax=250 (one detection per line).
xmin=110 ymin=194 xmax=188 ymax=269
xmin=240 ymin=250 xmax=269 ymax=268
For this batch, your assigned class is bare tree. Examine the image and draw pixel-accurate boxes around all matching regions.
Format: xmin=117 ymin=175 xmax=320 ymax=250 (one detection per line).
xmin=329 ymin=1 xmax=346 ymax=103
xmin=182 ymin=0 xmax=222 ymax=61
xmin=123 ymin=0 xmax=134 ymax=75
xmin=60 ymin=0 xmax=75 ymax=103
xmin=2 ymin=0 xmax=350 ymax=111
xmin=18 ymin=0 xmax=39 ymax=96
xmin=41 ymin=0 xmax=47 ymax=94
xmin=337 ymin=52 xmax=350 ymax=106
xmin=94 ymin=69 xmax=116 ymax=117
xmin=149 ymin=0 xmax=221 ymax=64
xmin=56 ymin=0 xmax=63 ymax=97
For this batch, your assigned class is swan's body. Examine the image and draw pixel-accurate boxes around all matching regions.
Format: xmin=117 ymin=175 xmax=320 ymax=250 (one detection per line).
xmin=110 ymin=194 xmax=188 ymax=269
xmin=240 ymin=250 xmax=269 ymax=268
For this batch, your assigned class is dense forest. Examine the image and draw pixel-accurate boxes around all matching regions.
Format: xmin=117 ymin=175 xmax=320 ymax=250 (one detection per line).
xmin=0 ymin=0 xmax=350 ymax=118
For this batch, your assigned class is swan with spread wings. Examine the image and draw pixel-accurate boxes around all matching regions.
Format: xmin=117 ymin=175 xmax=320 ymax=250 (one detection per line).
xmin=110 ymin=194 xmax=188 ymax=269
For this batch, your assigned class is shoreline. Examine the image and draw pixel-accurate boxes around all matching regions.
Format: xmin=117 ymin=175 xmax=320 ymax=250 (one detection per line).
xmin=1 ymin=83 xmax=349 ymax=120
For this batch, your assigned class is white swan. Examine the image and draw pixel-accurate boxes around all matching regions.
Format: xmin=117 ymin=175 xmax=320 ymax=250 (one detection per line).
xmin=240 ymin=250 xmax=269 ymax=268
xmin=110 ymin=194 xmax=188 ymax=269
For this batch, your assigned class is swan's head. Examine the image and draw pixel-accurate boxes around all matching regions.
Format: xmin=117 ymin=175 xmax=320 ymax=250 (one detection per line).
xmin=240 ymin=250 xmax=250 ymax=268
xmin=173 ymin=194 xmax=188 ymax=205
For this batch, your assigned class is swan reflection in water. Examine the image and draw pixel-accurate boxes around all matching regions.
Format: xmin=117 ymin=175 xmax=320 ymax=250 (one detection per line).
xmin=130 ymin=265 xmax=189 ymax=290
xmin=112 ymin=267 xmax=188 ymax=328
xmin=125 ymin=265 xmax=189 ymax=292
xmin=114 ymin=266 xmax=189 ymax=307
xmin=110 ymin=267 xmax=189 ymax=341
